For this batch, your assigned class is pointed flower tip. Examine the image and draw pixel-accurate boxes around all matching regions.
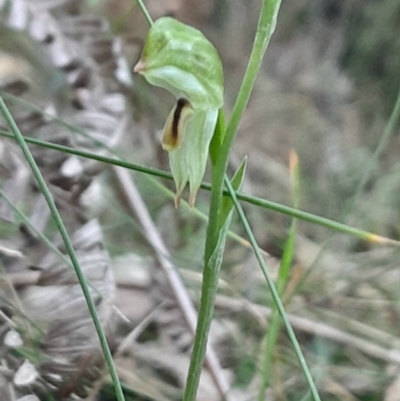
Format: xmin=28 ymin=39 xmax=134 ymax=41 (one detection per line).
xmin=189 ymin=191 xmax=198 ymax=209
xmin=162 ymin=98 xmax=193 ymax=152
xmin=133 ymin=60 xmax=146 ymax=74
xmin=365 ymin=233 xmax=400 ymax=246
xmin=289 ymin=150 xmax=299 ymax=173
xmin=174 ymin=193 xmax=181 ymax=209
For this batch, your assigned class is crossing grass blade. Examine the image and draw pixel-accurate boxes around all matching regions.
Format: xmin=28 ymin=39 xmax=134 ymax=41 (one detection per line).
xmin=0 ymin=95 xmax=126 ymax=401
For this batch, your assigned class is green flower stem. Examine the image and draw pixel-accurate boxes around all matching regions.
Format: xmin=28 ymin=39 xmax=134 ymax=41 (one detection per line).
xmin=205 ymin=0 xmax=284 ymax=256
xmin=223 ymin=176 xmax=322 ymax=401
xmin=182 ymin=114 xmax=227 ymax=401
xmin=0 ymin=96 xmax=126 ymax=401
xmin=220 ymin=0 xmax=282 ymax=164
xmin=184 ymin=2 xmax=283 ymax=400
xmin=0 ymin=129 xmax=397 ymax=246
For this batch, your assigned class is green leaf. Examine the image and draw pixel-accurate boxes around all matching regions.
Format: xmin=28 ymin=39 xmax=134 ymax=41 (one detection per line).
xmin=207 ymin=213 xmax=232 ymax=269
xmin=209 ymin=108 xmax=226 ymax=166
xmin=203 ymin=159 xmax=247 ymax=267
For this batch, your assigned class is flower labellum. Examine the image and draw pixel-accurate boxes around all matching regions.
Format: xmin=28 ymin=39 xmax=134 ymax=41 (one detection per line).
xmin=133 ymin=17 xmax=224 ymax=207
xmin=161 ymin=97 xmax=193 ymax=152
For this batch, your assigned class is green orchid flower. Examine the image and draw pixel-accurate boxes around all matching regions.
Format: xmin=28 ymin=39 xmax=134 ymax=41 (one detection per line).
xmin=134 ymin=17 xmax=224 ymax=207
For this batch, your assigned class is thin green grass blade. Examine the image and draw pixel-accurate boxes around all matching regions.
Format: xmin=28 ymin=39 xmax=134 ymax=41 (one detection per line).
xmin=343 ymin=87 xmax=400 ymax=219
xmin=224 ymin=177 xmax=321 ymax=401
xmin=220 ymin=157 xmax=247 ymax=226
xmin=258 ymin=151 xmax=300 ymax=400
xmin=135 ymin=0 xmax=154 ymax=27
xmin=293 ymin=85 xmax=400 ymax=295
xmin=219 ymin=0 xmax=283 ymax=164
xmin=0 ymin=95 xmax=126 ymax=401
xmin=0 ymin=129 xmax=398 ymax=246
xmin=277 ymin=151 xmax=300 ymax=293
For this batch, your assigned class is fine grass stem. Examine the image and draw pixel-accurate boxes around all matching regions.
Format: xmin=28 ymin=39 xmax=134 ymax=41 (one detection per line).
xmin=135 ymin=0 xmax=154 ymax=27
xmin=223 ymin=176 xmax=321 ymax=401
xmin=0 ymin=129 xmax=398 ymax=246
xmin=258 ymin=151 xmax=300 ymax=400
xmin=0 ymin=95 xmax=126 ymax=401
xmin=292 ymin=85 xmax=400 ymax=296
xmin=343 ymin=87 xmax=400 ymax=218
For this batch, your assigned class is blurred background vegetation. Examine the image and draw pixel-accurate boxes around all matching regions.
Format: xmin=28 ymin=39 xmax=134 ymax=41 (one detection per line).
xmin=1 ymin=0 xmax=400 ymax=400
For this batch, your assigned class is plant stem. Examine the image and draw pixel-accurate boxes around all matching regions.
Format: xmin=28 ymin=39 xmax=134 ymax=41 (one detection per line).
xmin=343 ymin=87 xmax=400 ymax=218
xmin=183 ymin=1 xmax=283 ymax=400
xmin=221 ymin=0 xmax=282 ymax=161
xmin=183 ymin=112 xmax=228 ymax=401
xmin=0 ymin=95 xmax=126 ymax=401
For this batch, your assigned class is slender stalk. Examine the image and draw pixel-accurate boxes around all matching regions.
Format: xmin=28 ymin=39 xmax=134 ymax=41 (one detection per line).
xmin=292 ymin=85 xmax=400 ymax=296
xmin=0 ymin=96 xmax=126 ymax=401
xmin=0 ymin=130 xmax=171 ymax=179
xmin=224 ymin=177 xmax=322 ymax=401
xmin=343 ymin=87 xmax=400 ymax=218
xmin=258 ymin=310 xmax=281 ymax=398
xmin=232 ymin=193 xmax=399 ymax=245
xmin=182 ymin=114 xmax=228 ymax=401
xmin=202 ymin=0 xmax=284 ymax=261
xmin=0 ymin=129 xmax=398 ymax=246
xmin=183 ymin=2 xmax=283 ymax=400
xmin=135 ymin=0 xmax=154 ymax=27
xmin=220 ymin=0 xmax=282 ymax=162
xmin=258 ymin=152 xmax=299 ymax=400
